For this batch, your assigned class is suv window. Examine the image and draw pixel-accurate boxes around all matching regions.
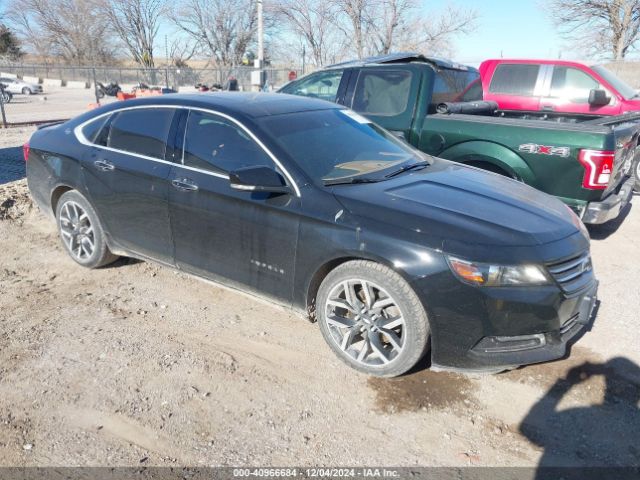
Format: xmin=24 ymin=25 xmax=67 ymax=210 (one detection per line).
xmin=108 ymin=108 xmax=174 ymax=159
xmin=549 ymin=66 xmax=601 ymax=103
xmin=183 ymin=110 xmax=275 ymax=174
xmin=352 ymin=69 xmax=412 ymax=116
xmin=280 ymin=70 xmax=343 ymax=102
xmin=489 ymin=64 xmax=540 ymax=96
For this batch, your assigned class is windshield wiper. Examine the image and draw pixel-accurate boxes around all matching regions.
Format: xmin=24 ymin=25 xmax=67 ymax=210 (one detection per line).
xmin=384 ymin=161 xmax=430 ymax=178
xmin=323 ymin=177 xmax=381 ymax=186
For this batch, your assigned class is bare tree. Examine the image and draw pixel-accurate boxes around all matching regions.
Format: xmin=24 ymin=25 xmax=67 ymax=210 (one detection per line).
xmin=6 ymin=0 xmax=116 ymax=64
xmin=103 ymin=0 xmax=167 ymax=68
xmin=370 ymin=0 xmax=415 ymax=55
xmin=395 ymin=4 xmax=479 ymax=56
xmin=173 ymin=0 xmax=256 ymax=67
xmin=332 ymin=0 xmax=372 ymax=59
xmin=547 ymin=0 xmax=640 ymax=60
xmin=271 ymin=0 xmax=343 ymax=66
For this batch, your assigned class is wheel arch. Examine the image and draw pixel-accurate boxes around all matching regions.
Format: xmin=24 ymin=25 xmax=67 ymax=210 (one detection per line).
xmin=304 ymin=252 xmax=413 ymax=321
xmin=439 ymin=140 xmax=536 ymax=183
xmin=50 ymin=184 xmax=75 ymax=215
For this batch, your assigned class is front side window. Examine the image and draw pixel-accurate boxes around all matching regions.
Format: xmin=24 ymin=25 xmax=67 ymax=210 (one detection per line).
xmin=280 ymin=70 xmax=344 ymax=102
xmin=259 ymin=108 xmax=428 ymax=184
xmin=489 ymin=64 xmax=540 ymax=96
xmin=182 ymin=110 xmax=275 ymax=174
xmin=352 ymin=69 xmax=412 ymax=116
xmin=549 ymin=66 xmax=602 ymax=103
xmin=108 ymin=108 xmax=174 ymax=159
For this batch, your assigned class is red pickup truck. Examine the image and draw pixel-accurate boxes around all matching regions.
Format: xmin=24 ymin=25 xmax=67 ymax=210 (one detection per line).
xmin=480 ymin=58 xmax=640 ymax=190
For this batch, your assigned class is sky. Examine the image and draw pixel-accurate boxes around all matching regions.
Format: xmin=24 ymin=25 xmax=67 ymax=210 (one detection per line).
xmin=427 ymin=0 xmax=567 ymax=64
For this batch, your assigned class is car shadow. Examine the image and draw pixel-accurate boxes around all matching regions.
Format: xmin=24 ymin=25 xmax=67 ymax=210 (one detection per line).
xmin=587 ymin=202 xmax=632 ymax=240
xmin=0 ymin=146 xmax=26 ymax=185
xmin=520 ymin=356 xmax=640 ymax=479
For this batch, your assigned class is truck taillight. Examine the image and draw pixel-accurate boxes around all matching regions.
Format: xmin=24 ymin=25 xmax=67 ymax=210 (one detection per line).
xmin=23 ymin=142 xmax=30 ymax=162
xmin=578 ymin=149 xmax=615 ymax=190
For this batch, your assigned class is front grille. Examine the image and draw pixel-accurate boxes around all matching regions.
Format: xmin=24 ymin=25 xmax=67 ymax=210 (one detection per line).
xmin=547 ymin=252 xmax=594 ymax=295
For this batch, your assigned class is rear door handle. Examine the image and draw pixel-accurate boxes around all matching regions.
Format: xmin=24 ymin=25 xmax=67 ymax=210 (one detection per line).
xmin=171 ymin=178 xmax=199 ymax=192
xmin=94 ymin=159 xmax=115 ymax=172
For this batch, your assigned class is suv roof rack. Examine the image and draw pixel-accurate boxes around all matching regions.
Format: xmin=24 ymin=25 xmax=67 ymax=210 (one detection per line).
xmin=327 ymin=52 xmax=474 ymax=71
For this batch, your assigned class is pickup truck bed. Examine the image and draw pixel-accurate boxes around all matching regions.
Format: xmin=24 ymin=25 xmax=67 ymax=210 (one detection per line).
xmin=420 ymin=109 xmax=637 ymax=222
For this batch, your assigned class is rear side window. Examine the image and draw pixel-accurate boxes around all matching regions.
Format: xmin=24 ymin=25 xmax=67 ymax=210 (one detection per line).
xmin=182 ymin=110 xmax=275 ymax=174
xmin=281 ymin=70 xmax=344 ymax=102
xmin=549 ymin=66 xmax=601 ymax=103
xmin=489 ymin=64 xmax=540 ymax=96
xmin=431 ymin=69 xmax=482 ymax=109
xmin=108 ymin=108 xmax=174 ymax=159
xmin=352 ymin=69 xmax=412 ymax=116
xmin=81 ymin=115 xmax=111 ymax=144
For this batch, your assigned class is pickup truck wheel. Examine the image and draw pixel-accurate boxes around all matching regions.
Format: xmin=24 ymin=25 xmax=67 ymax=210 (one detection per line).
xmin=317 ymin=260 xmax=430 ymax=377
xmin=56 ymin=191 xmax=119 ymax=269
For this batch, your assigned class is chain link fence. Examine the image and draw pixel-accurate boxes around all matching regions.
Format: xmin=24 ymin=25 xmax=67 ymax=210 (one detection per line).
xmin=0 ymin=63 xmax=303 ymax=126
xmin=0 ymin=63 xmax=301 ymax=90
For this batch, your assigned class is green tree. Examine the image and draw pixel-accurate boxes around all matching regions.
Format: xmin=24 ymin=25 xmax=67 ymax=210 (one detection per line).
xmin=0 ymin=24 xmax=23 ymax=60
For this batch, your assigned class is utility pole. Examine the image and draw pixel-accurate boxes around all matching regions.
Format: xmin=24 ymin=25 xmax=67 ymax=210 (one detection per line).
xmin=165 ymin=34 xmax=170 ymax=89
xmin=251 ymin=0 xmax=266 ymax=91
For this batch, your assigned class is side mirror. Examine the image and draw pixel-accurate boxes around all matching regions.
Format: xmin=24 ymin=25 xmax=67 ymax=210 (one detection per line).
xmin=229 ymin=165 xmax=292 ymax=194
xmin=588 ymin=89 xmax=610 ymax=106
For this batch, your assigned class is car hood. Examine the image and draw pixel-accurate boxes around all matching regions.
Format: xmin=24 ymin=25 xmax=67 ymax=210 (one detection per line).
xmin=332 ymin=159 xmax=584 ymax=258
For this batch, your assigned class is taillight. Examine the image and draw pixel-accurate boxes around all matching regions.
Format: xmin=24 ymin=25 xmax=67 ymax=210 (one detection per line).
xmin=23 ymin=142 xmax=30 ymax=162
xmin=578 ymin=149 xmax=615 ymax=190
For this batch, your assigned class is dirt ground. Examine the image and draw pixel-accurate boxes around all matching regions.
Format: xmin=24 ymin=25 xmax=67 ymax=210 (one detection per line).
xmin=0 ymin=127 xmax=639 ymax=470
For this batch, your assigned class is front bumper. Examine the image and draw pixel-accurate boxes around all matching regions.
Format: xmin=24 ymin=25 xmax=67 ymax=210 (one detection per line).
xmin=413 ymin=267 xmax=598 ymax=372
xmin=582 ymin=176 xmax=634 ymax=224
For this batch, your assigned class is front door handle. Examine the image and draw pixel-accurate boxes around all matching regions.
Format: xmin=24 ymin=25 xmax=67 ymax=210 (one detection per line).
xmin=94 ymin=159 xmax=115 ymax=172
xmin=541 ymin=105 xmax=555 ymax=112
xmin=171 ymin=178 xmax=199 ymax=192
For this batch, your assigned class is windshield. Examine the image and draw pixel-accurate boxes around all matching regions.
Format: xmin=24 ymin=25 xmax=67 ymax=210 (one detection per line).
xmin=592 ymin=65 xmax=638 ymax=100
xmin=258 ymin=108 xmax=429 ymax=184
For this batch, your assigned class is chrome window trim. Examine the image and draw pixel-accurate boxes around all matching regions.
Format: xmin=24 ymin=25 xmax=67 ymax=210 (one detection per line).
xmin=73 ymin=103 xmax=301 ymax=197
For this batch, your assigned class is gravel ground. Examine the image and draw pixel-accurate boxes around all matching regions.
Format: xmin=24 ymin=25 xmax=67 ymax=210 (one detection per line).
xmin=0 ymin=127 xmax=638 ymax=469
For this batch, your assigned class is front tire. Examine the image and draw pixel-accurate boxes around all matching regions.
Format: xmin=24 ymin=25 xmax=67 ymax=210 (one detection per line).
xmin=634 ymin=155 xmax=640 ymax=192
xmin=56 ymin=191 xmax=118 ymax=268
xmin=317 ymin=260 xmax=430 ymax=377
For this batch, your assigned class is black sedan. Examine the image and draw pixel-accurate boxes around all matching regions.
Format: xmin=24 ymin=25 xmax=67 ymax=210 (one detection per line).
xmin=25 ymin=93 xmax=598 ymax=377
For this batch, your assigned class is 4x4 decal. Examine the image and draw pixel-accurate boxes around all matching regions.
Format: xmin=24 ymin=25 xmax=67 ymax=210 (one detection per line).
xmin=518 ymin=143 xmax=570 ymax=157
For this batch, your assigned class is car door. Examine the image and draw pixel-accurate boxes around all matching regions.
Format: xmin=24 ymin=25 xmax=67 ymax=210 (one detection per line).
xmin=540 ymin=65 xmax=619 ymax=116
xmin=167 ymin=109 xmax=301 ymax=304
xmin=484 ymin=63 xmax=546 ymax=112
xmin=79 ymin=106 xmax=177 ymax=265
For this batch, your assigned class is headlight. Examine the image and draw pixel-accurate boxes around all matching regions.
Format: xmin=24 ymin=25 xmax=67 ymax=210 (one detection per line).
xmin=446 ymin=256 xmax=550 ymax=287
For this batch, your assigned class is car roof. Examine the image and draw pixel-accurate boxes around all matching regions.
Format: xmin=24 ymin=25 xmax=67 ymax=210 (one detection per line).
xmin=327 ymin=52 xmax=476 ymax=71
xmin=93 ymin=92 xmax=342 ymax=119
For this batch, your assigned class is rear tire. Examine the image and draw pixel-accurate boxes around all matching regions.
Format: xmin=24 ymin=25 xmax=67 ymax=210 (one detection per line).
xmin=634 ymin=155 xmax=640 ymax=192
xmin=55 ymin=190 xmax=118 ymax=269
xmin=316 ymin=260 xmax=430 ymax=377
xmin=21 ymin=87 xmax=32 ymax=95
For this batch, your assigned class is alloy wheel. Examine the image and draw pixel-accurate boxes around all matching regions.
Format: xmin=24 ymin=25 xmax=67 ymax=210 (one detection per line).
xmin=324 ymin=279 xmax=406 ymax=367
xmin=59 ymin=201 xmax=95 ymax=261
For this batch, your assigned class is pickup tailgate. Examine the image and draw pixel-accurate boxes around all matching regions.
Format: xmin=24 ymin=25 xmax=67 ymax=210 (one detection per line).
xmin=604 ymin=122 xmax=638 ymax=196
